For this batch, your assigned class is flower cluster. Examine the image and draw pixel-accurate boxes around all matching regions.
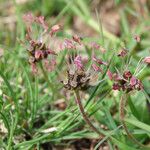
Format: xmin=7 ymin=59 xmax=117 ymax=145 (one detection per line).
xmin=107 ymin=69 xmax=143 ymax=92
xmin=60 ymin=35 xmax=107 ymax=91
xmin=22 ymin=13 xmax=61 ymax=73
xmin=21 ymin=13 xmax=149 ymax=94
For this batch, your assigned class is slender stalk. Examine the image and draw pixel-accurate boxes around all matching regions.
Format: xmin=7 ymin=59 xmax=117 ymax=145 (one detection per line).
xmin=74 ymin=90 xmax=104 ymax=137
xmin=7 ymin=113 xmax=18 ymax=150
xmin=119 ymin=94 xmax=148 ymax=148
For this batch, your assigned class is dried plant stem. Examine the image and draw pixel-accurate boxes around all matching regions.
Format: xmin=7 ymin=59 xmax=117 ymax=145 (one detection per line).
xmin=74 ymin=90 xmax=104 ymax=137
xmin=119 ymin=94 xmax=148 ymax=148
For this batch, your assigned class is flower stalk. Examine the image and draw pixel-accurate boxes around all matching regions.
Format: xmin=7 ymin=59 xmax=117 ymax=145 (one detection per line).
xmin=74 ymin=90 xmax=104 ymax=137
xmin=119 ymin=94 xmax=149 ymax=149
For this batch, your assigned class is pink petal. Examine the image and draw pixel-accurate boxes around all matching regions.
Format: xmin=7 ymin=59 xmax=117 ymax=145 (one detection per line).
xmin=117 ymin=49 xmax=127 ymax=57
xmin=36 ymin=16 xmax=48 ymax=31
xmin=74 ymin=56 xmax=83 ymax=69
xmin=134 ymin=35 xmax=141 ymax=43
xmin=130 ymin=76 xmax=137 ymax=86
xmin=123 ymin=70 xmax=132 ymax=79
xmin=143 ymin=57 xmax=150 ymax=64
xmin=35 ymin=50 xmax=43 ymax=59
xmin=92 ymin=56 xmax=107 ymax=65
xmin=64 ymin=39 xmax=75 ymax=49
xmin=91 ymin=42 xmax=100 ymax=50
xmin=23 ymin=13 xmax=34 ymax=24
xmin=50 ymin=24 xmax=61 ymax=36
xmin=107 ymin=69 xmax=113 ymax=80
xmin=92 ymin=64 xmax=102 ymax=72
xmin=112 ymin=83 xmax=120 ymax=90
xmin=72 ymin=35 xmax=82 ymax=45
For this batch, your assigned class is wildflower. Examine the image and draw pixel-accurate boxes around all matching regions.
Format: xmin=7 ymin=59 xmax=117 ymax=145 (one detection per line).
xmin=92 ymin=64 xmax=103 ymax=72
xmin=107 ymin=69 xmax=113 ymax=80
xmin=90 ymin=42 xmax=100 ymax=50
xmin=21 ymin=13 xmax=60 ymax=73
xmin=134 ymin=35 xmax=141 ymax=43
xmin=123 ymin=70 xmax=132 ymax=79
xmin=130 ymin=76 xmax=137 ymax=87
xmin=92 ymin=56 xmax=108 ymax=66
xmin=108 ymin=70 xmax=143 ymax=92
xmin=50 ymin=24 xmax=61 ymax=36
xmin=112 ymin=83 xmax=120 ymax=90
xmin=117 ymin=48 xmax=128 ymax=57
xmin=74 ymin=55 xmax=83 ymax=69
xmin=72 ymin=35 xmax=82 ymax=45
xmin=22 ymin=12 xmax=34 ymax=24
xmin=64 ymin=39 xmax=75 ymax=49
xmin=59 ymin=33 xmax=107 ymax=90
xmin=143 ymin=56 xmax=150 ymax=64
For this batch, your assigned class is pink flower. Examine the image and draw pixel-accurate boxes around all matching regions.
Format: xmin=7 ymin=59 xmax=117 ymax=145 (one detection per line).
xmin=123 ymin=70 xmax=132 ymax=79
xmin=63 ymin=39 xmax=75 ymax=49
xmin=50 ymin=24 xmax=61 ymax=36
xmin=143 ymin=57 xmax=150 ymax=64
xmin=134 ymin=35 xmax=140 ymax=43
xmin=107 ymin=69 xmax=113 ymax=80
xmin=22 ymin=13 xmax=58 ymax=74
xmin=92 ymin=64 xmax=102 ymax=72
xmin=74 ymin=56 xmax=83 ymax=69
xmin=112 ymin=83 xmax=120 ymax=90
xmin=35 ymin=16 xmax=48 ymax=31
xmin=91 ymin=42 xmax=100 ymax=50
xmin=130 ymin=76 xmax=137 ymax=86
xmin=92 ymin=56 xmax=108 ymax=66
xmin=72 ymin=35 xmax=82 ymax=45
xmin=23 ymin=13 xmax=34 ymax=24
xmin=35 ymin=50 xmax=43 ymax=59
xmin=117 ymin=49 xmax=127 ymax=57
xmin=113 ymin=73 xmax=122 ymax=81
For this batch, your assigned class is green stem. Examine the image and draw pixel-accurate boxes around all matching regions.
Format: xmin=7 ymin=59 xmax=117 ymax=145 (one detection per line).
xmin=74 ymin=90 xmax=104 ymax=137
xmin=7 ymin=113 xmax=18 ymax=150
xmin=119 ymin=94 xmax=149 ymax=149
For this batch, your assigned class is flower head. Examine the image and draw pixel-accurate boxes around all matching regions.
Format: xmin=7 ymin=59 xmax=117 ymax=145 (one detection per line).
xmin=107 ymin=69 xmax=143 ymax=92
xmin=21 ymin=13 xmax=60 ymax=73
xmin=60 ymin=36 xmax=107 ymax=91
xmin=117 ymin=48 xmax=128 ymax=57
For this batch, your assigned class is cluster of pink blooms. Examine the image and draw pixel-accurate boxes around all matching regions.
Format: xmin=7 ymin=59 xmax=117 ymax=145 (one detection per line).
xmin=22 ymin=13 xmax=61 ymax=73
xmin=107 ymin=70 xmax=143 ymax=92
xmin=107 ymin=49 xmax=150 ymax=92
xmin=59 ymin=35 xmax=108 ymax=90
xmin=22 ymin=13 xmax=150 ymax=92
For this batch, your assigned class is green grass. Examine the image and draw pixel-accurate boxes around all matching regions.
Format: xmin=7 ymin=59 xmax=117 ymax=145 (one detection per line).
xmin=0 ymin=0 xmax=150 ymax=149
